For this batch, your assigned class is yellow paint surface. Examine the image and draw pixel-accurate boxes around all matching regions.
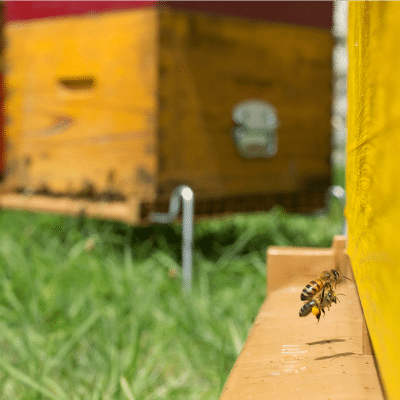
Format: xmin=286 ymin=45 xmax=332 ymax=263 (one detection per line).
xmin=347 ymin=2 xmax=400 ymax=398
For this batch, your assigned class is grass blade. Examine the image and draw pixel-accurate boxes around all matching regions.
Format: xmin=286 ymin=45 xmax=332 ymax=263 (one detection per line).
xmin=42 ymin=376 xmax=69 ymax=399
xmin=44 ymin=310 xmax=101 ymax=375
xmin=120 ymin=376 xmax=135 ymax=400
xmin=0 ymin=356 xmax=59 ymax=399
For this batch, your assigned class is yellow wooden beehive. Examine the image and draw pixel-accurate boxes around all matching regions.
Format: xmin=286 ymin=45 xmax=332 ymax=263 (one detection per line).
xmin=347 ymin=2 xmax=400 ymax=398
xmin=3 ymin=4 xmax=333 ymax=223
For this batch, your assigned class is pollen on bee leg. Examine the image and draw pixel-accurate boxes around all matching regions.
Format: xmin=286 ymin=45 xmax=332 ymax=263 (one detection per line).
xmin=312 ymin=306 xmax=320 ymax=316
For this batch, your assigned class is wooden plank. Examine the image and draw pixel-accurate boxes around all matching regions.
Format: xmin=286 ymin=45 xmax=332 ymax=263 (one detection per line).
xmin=0 ymin=193 xmax=140 ymax=224
xmin=158 ymin=10 xmax=332 ymax=199
xmin=219 ymin=236 xmax=384 ymax=400
xmin=4 ymin=9 xmax=159 ymax=201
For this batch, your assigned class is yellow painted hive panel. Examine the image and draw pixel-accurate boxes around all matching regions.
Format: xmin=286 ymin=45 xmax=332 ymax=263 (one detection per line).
xmin=5 ymin=8 xmax=159 ymax=201
xmin=347 ymin=2 xmax=400 ymax=399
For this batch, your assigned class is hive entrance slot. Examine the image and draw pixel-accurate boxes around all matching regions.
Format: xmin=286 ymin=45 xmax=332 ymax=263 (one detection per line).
xmin=58 ymin=77 xmax=96 ymax=90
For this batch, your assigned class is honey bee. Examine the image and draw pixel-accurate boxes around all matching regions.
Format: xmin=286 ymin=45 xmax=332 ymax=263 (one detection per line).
xmin=313 ymin=288 xmax=342 ymax=322
xmin=300 ymin=287 xmax=342 ymax=322
xmin=300 ymin=269 xmax=350 ymax=301
xmin=299 ymin=298 xmax=320 ymax=318
xmin=321 ymin=288 xmax=340 ymax=309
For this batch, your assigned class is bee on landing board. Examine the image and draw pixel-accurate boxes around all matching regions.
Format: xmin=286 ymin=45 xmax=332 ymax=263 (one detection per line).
xmin=312 ymin=287 xmax=342 ymax=322
xmin=300 ymin=269 xmax=350 ymax=302
xmin=299 ymin=286 xmax=342 ymax=322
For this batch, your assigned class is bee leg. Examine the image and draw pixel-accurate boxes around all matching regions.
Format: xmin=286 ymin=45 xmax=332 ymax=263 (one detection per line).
xmin=324 ymin=283 xmax=330 ymax=294
xmin=316 ymin=311 xmax=321 ymax=323
xmin=316 ymin=307 xmax=325 ymax=323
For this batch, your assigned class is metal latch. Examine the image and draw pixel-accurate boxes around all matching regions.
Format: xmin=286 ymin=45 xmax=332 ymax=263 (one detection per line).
xmin=232 ymin=100 xmax=279 ymax=158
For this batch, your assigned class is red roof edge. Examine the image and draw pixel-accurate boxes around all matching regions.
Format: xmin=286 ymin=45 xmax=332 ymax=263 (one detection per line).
xmin=6 ymin=1 xmax=333 ymax=29
xmin=5 ymin=1 xmax=156 ymax=22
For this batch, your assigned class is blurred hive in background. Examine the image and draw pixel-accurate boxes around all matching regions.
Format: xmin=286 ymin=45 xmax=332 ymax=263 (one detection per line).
xmin=1 ymin=1 xmax=333 ymax=224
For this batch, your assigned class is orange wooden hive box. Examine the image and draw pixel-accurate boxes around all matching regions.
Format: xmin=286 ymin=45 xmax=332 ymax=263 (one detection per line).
xmin=1 ymin=1 xmax=333 ymax=223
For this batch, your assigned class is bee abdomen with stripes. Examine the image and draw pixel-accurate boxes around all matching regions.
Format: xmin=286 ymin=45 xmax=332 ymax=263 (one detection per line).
xmin=299 ymin=298 xmax=318 ymax=317
xmin=300 ymin=279 xmax=326 ymax=301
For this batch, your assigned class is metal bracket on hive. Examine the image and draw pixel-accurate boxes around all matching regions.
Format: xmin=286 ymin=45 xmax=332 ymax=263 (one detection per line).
xmin=232 ymin=99 xmax=279 ymax=159
xmin=148 ymin=185 xmax=194 ymax=295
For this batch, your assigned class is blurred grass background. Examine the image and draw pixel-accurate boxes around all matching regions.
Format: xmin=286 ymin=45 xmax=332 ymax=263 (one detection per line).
xmin=0 ymin=167 xmax=345 ymax=399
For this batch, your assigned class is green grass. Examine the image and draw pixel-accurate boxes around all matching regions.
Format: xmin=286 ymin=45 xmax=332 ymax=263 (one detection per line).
xmin=0 ymin=205 xmax=344 ymax=399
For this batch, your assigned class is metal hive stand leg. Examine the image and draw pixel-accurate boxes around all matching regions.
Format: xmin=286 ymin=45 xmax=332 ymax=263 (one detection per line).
xmin=148 ymin=186 xmax=194 ymax=295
